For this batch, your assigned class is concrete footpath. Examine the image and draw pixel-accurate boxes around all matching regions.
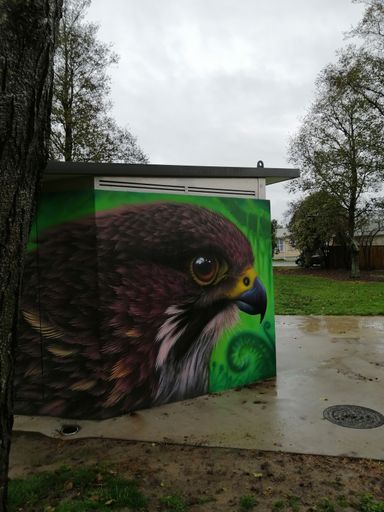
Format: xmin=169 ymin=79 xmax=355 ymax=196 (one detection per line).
xmin=14 ymin=316 xmax=384 ymax=460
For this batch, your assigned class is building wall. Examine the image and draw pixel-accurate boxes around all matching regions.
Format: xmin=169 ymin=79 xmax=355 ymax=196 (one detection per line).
xmin=274 ymin=229 xmax=300 ymax=261
xmin=371 ymin=234 xmax=384 ymax=247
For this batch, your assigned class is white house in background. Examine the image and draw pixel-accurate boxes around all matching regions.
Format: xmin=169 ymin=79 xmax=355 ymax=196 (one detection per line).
xmin=274 ymin=227 xmax=300 ymax=261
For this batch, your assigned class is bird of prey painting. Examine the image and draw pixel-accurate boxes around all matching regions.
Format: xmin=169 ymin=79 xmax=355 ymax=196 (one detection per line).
xmin=15 ymin=201 xmax=267 ymax=419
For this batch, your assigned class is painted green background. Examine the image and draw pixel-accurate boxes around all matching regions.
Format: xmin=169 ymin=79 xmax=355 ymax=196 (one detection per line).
xmin=31 ymin=182 xmax=276 ymax=393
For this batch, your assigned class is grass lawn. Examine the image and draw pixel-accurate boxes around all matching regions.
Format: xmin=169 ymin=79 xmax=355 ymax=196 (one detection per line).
xmin=274 ymin=270 xmax=384 ymax=315
xmin=9 ymin=464 xmax=204 ymax=512
xmin=9 ymin=465 xmax=149 ymax=512
xmin=8 ymin=458 xmax=384 ymax=512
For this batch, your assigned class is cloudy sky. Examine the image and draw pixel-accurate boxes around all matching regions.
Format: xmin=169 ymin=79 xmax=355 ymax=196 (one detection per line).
xmin=86 ymin=0 xmax=365 ymax=222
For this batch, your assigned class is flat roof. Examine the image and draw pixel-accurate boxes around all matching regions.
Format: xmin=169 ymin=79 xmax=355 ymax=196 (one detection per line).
xmin=45 ymin=161 xmax=299 ymax=185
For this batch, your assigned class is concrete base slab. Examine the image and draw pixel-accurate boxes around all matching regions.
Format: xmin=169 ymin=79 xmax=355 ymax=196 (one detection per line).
xmin=14 ymin=316 xmax=384 ymax=459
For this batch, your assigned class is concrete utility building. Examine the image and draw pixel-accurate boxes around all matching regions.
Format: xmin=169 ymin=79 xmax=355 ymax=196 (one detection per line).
xmin=15 ymin=162 xmax=298 ymax=420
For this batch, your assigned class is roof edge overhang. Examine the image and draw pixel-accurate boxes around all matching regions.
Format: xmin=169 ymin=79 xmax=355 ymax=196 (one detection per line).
xmin=44 ymin=161 xmax=299 ymax=185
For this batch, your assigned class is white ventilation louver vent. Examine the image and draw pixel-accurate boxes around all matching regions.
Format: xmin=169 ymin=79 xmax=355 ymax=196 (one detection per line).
xmin=97 ymin=179 xmax=185 ymax=193
xmin=187 ymin=185 xmax=255 ymax=197
xmin=95 ymin=177 xmax=265 ymax=199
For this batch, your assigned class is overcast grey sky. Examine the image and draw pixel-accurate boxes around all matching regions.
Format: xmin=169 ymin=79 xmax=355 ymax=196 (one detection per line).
xmin=86 ymin=0 xmax=365 ymax=223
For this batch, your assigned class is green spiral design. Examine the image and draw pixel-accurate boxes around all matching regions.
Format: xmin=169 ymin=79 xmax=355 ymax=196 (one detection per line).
xmin=227 ymin=331 xmax=265 ymax=373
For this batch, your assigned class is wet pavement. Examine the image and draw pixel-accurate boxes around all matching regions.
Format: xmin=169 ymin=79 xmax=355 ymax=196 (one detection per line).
xmin=14 ymin=316 xmax=384 ymax=460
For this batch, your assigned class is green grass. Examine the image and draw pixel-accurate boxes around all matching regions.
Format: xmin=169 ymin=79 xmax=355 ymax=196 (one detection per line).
xmin=318 ymin=498 xmax=337 ymax=512
xmin=8 ymin=465 xmax=148 ymax=512
xmin=314 ymin=494 xmax=384 ymax=512
xmin=239 ymin=495 xmax=258 ymax=510
xmin=286 ymin=495 xmax=301 ymax=511
xmin=8 ymin=465 xmax=384 ymax=512
xmin=159 ymin=494 xmax=187 ymax=512
xmin=274 ymin=272 xmax=384 ymax=315
xmin=358 ymin=494 xmax=384 ymax=512
xmin=272 ymin=500 xmax=285 ymax=511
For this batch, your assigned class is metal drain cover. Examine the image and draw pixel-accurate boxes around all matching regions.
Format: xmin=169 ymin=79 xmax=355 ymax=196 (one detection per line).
xmin=323 ymin=405 xmax=384 ymax=429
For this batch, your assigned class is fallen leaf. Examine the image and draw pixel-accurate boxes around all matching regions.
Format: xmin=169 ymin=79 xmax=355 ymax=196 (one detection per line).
xmin=64 ymin=480 xmax=74 ymax=491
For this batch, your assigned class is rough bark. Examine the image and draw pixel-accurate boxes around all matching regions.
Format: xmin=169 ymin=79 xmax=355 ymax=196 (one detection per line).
xmin=0 ymin=1 xmax=61 ymax=509
xmin=349 ymin=237 xmax=361 ymax=279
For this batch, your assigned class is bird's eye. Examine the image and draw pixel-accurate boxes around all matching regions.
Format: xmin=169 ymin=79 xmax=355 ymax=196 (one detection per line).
xmin=191 ymin=255 xmax=219 ymax=286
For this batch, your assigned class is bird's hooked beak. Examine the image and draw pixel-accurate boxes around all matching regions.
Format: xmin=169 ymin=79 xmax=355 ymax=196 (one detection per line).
xmin=227 ymin=267 xmax=267 ymax=322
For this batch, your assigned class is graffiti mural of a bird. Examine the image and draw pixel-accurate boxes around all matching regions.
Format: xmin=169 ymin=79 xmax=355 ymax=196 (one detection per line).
xmin=15 ymin=202 xmax=267 ymax=419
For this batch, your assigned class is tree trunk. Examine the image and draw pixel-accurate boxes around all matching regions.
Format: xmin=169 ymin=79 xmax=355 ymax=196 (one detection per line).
xmin=0 ymin=1 xmax=61 ymax=509
xmin=349 ymin=238 xmax=360 ymax=279
xmin=304 ymin=250 xmax=312 ymax=268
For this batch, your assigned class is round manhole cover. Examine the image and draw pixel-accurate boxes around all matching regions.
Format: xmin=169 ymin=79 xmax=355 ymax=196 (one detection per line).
xmin=323 ymin=405 xmax=384 ymax=429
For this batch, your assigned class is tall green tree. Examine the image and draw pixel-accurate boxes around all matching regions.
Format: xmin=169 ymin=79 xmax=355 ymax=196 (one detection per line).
xmin=331 ymin=1 xmax=384 ymax=117
xmin=289 ymin=53 xmax=384 ymax=277
xmin=0 ymin=1 xmax=62 ymax=509
xmin=290 ymin=0 xmax=384 ymax=277
xmin=289 ymin=0 xmax=384 ymax=278
xmin=271 ymin=219 xmax=280 ymax=257
xmin=50 ymin=0 xmax=148 ymax=163
xmin=288 ymin=192 xmax=348 ymax=267
xmin=350 ymin=0 xmax=383 ymax=52
xmin=330 ymin=47 xmax=383 ymax=118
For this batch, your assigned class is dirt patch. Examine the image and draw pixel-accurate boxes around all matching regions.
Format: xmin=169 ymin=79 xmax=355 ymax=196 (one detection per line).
xmin=274 ymin=267 xmax=384 ymax=282
xmin=10 ymin=432 xmax=384 ymax=511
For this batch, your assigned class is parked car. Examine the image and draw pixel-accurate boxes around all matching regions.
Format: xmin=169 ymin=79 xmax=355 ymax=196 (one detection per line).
xmin=295 ymin=253 xmax=325 ymax=267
